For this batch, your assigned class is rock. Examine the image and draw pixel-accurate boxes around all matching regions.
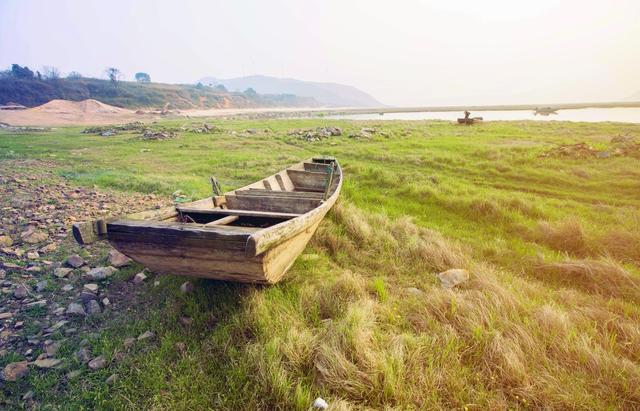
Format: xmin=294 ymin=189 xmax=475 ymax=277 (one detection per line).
xmin=0 ymin=312 xmax=14 ymax=320
xmin=175 ymin=342 xmax=186 ymax=354
xmin=45 ymin=341 xmax=61 ymax=356
xmin=0 ymin=235 xmax=14 ymax=247
xmin=14 ymin=284 xmax=28 ymax=299
xmin=123 ymin=337 xmax=135 ymax=349
xmin=0 ymin=269 xmax=5 ymax=279
xmin=137 ymin=330 xmax=155 ymax=341
xmin=86 ymin=300 xmax=102 ymax=315
xmin=75 ymin=347 xmax=92 ymax=363
xmin=27 ymin=251 xmax=39 ymax=260
xmin=406 ymin=287 xmax=425 ymax=296
xmin=88 ymin=355 xmax=107 ymax=370
xmin=180 ymin=281 xmax=194 ymax=294
xmin=108 ymin=249 xmax=132 ymax=268
xmin=106 ymin=373 xmax=118 ymax=385
xmin=39 ymin=243 xmax=58 ymax=253
xmin=437 ymin=268 xmax=470 ymax=289
xmin=32 ymin=358 xmax=62 ymax=368
xmin=61 ymin=284 xmax=74 ymax=292
xmin=132 ymin=271 xmax=147 ymax=285
xmin=36 ymin=280 xmax=48 ymax=292
xmin=102 ymin=297 xmax=110 ymax=306
xmin=179 ymin=316 xmax=193 ymax=326
xmin=45 ymin=320 xmax=68 ymax=333
xmin=67 ymin=370 xmax=82 ymax=379
xmin=2 ymin=361 xmax=29 ymax=381
xmin=79 ymin=338 xmax=90 ymax=347
xmin=22 ymin=390 xmax=34 ymax=400
xmin=22 ymin=230 xmax=48 ymax=244
xmin=66 ymin=302 xmax=86 ymax=316
xmin=25 ymin=300 xmax=46 ymax=308
xmin=54 ymin=267 xmax=73 ymax=278
xmin=26 ymin=265 xmax=42 ymax=273
xmin=66 ymin=254 xmax=85 ymax=268
xmin=86 ymin=266 xmax=117 ymax=281
xmin=83 ymin=283 xmax=99 ymax=293
xmin=312 ymin=397 xmax=329 ymax=410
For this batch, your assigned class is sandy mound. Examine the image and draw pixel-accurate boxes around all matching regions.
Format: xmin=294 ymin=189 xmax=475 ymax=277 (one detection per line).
xmin=0 ymin=99 xmax=141 ymax=126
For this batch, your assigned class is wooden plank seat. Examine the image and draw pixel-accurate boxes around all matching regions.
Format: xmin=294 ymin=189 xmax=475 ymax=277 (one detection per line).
xmin=225 ymin=194 xmax=321 ymax=214
xmin=238 ymin=188 xmax=325 ymax=200
xmin=176 ymin=207 xmax=301 ymax=219
xmin=286 ymin=169 xmax=331 ymax=192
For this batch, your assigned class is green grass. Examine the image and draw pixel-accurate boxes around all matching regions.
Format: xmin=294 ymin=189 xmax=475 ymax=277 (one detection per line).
xmin=1 ymin=118 xmax=640 ymax=409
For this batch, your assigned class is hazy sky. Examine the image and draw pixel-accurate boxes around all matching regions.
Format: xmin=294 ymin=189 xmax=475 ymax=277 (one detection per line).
xmin=1 ymin=0 xmax=639 ymax=106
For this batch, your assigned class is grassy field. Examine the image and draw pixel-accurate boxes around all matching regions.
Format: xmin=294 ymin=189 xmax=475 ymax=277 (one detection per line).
xmin=1 ymin=118 xmax=640 ymax=409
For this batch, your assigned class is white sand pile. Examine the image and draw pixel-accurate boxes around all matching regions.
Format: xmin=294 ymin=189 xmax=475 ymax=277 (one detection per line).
xmin=0 ymin=99 xmax=142 ymax=126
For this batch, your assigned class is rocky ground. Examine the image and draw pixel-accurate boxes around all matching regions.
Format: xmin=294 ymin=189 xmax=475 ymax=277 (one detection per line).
xmin=0 ymin=160 xmax=170 ymax=406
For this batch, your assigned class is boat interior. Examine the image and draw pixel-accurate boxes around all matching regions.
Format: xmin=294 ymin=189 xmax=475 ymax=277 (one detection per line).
xmin=173 ymin=158 xmax=340 ymax=232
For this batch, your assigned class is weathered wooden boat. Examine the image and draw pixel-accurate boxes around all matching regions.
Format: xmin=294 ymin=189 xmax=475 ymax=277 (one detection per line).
xmin=457 ymin=117 xmax=483 ymax=125
xmin=72 ymin=157 xmax=341 ymax=284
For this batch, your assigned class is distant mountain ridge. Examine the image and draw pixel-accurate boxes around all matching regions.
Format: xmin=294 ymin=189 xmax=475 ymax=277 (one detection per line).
xmin=199 ymin=75 xmax=383 ymax=107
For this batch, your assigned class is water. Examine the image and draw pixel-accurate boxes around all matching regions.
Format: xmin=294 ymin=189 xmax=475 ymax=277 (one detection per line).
xmin=329 ymin=107 xmax=640 ymax=123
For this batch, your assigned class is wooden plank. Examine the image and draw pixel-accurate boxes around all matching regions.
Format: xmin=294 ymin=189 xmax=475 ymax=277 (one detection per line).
xmin=177 ymin=207 xmax=301 ymax=219
xmin=240 ymin=189 xmax=324 ymax=199
xmin=263 ymin=180 xmax=272 ymax=190
xmin=225 ymin=194 xmax=320 ymax=214
xmin=287 ymin=169 xmax=328 ymax=192
xmin=204 ymin=215 xmax=239 ymax=226
xmin=303 ymin=162 xmax=332 ymax=172
xmin=275 ymin=174 xmax=286 ymax=190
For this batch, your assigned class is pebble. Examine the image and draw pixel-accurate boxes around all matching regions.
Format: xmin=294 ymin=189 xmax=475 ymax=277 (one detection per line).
xmin=22 ymin=230 xmax=48 ymax=244
xmin=67 ymin=370 xmax=82 ymax=379
xmin=14 ymin=284 xmax=29 ymax=299
xmin=88 ymin=355 xmax=107 ymax=370
xmin=0 ymin=235 xmax=13 ymax=247
xmin=123 ymin=337 xmax=135 ymax=349
xmin=27 ymin=251 xmax=40 ymax=260
xmin=32 ymin=358 xmax=62 ymax=368
xmin=0 ymin=312 xmax=14 ymax=320
xmin=2 ymin=361 xmax=29 ymax=381
xmin=102 ymin=297 xmax=110 ymax=306
xmin=106 ymin=373 xmax=118 ymax=385
xmin=61 ymin=284 xmax=74 ymax=292
xmin=132 ymin=272 xmax=147 ymax=285
xmin=137 ymin=330 xmax=155 ymax=341
xmin=36 ymin=280 xmax=48 ymax=292
xmin=54 ymin=267 xmax=73 ymax=278
xmin=86 ymin=266 xmax=117 ymax=281
xmin=108 ymin=249 xmax=132 ymax=268
xmin=66 ymin=254 xmax=85 ymax=268
xmin=180 ymin=281 xmax=194 ymax=294
xmin=76 ymin=347 xmax=92 ymax=363
xmin=312 ymin=397 xmax=329 ymax=410
xmin=83 ymin=283 xmax=99 ymax=293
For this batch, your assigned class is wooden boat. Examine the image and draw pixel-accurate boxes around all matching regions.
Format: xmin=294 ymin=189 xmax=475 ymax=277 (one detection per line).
xmin=72 ymin=157 xmax=342 ymax=284
xmin=457 ymin=117 xmax=483 ymax=125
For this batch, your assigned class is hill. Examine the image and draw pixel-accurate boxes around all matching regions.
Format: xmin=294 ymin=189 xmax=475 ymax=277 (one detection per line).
xmin=199 ymin=75 xmax=383 ymax=107
xmin=0 ymin=77 xmax=319 ymax=109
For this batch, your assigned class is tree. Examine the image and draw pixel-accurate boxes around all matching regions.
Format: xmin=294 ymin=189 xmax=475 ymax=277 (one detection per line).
xmin=244 ymin=87 xmax=257 ymax=97
xmin=105 ymin=67 xmax=122 ymax=85
xmin=67 ymin=71 xmax=82 ymax=80
xmin=214 ymin=84 xmax=227 ymax=92
xmin=42 ymin=66 xmax=61 ymax=80
xmin=135 ymin=72 xmax=150 ymax=83
xmin=11 ymin=64 xmax=34 ymax=79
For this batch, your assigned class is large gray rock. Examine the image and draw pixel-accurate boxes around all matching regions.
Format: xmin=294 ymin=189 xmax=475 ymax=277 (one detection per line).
xmin=437 ymin=269 xmax=470 ymax=289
